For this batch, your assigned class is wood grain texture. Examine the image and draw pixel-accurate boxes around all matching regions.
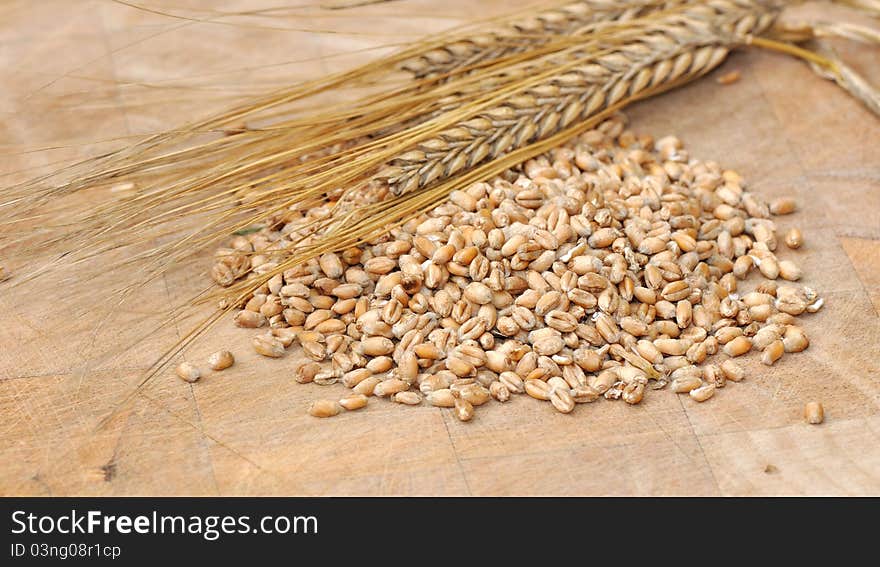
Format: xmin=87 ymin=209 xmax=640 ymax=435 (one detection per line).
xmin=840 ymin=238 xmax=880 ymax=315
xmin=1 ymin=0 xmax=878 ymax=496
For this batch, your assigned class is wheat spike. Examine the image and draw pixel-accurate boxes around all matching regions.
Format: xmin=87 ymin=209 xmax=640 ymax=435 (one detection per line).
xmin=380 ymin=0 xmax=780 ymax=196
xmin=401 ymin=0 xmax=688 ymax=77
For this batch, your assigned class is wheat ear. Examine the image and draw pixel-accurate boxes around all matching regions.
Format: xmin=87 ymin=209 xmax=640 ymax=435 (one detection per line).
xmin=401 ymin=0 xmax=688 ymax=77
xmin=380 ymin=0 xmax=780 ymax=196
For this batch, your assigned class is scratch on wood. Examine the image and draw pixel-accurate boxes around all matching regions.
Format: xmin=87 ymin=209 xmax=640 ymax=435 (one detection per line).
xmin=30 ymin=474 xmax=53 ymax=496
xmin=100 ymin=462 xmax=117 ymax=482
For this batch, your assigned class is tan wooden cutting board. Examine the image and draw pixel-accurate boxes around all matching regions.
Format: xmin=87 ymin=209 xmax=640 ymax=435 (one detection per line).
xmin=1 ymin=0 xmax=878 ymax=495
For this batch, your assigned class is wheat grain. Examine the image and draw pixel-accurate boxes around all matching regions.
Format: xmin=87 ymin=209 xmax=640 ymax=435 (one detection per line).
xmin=716 ymin=69 xmax=742 ymax=84
xmin=784 ymin=228 xmax=803 ymax=249
xmin=175 ymin=362 xmax=202 ymax=383
xmin=308 ymin=400 xmax=342 ymax=418
xmin=339 ymin=394 xmax=369 ymax=411
xmin=207 ymin=350 xmax=235 ymax=371
xmin=804 ymin=401 xmax=825 ymax=424
xmin=689 ymin=382 xmax=716 ymax=402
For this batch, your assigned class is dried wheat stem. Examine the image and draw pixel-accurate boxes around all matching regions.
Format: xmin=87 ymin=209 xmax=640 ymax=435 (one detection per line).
xmin=811 ymin=21 xmax=880 ymax=43
xmin=768 ymin=20 xmax=880 ymax=44
xmin=749 ymin=35 xmax=880 ymax=116
xmin=831 ymin=0 xmax=880 ymax=15
xmin=808 ymin=44 xmax=880 ymax=115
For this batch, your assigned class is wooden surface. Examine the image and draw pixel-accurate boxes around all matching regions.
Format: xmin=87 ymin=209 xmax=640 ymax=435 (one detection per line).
xmin=1 ymin=0 xmax=879 ymax=496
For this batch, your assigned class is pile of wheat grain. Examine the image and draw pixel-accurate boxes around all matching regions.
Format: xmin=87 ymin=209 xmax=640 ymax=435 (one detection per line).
xmin=196 ymin=113 xmax=821 ymax=420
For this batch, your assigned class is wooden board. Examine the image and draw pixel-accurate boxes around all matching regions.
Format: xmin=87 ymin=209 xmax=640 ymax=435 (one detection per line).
xmin=1 ymin=0 xmax=879 ymax=496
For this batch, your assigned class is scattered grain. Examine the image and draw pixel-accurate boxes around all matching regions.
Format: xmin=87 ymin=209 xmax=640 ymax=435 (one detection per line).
xmin=352 ymin=376 xmax=382 ymax=396
xmin=308 ymin=400 xmax=341 ymax=418
xmin=175 ymin=362 xmax=201 ymax=383
xmin=784 ymin=228 xmax=803 ymax=249
xmin=783 ymin=326 xmax=809 ymax=353
xmin=769 ymin=197 xmax=797 ymax=215
xmin=804 ymin=401 xmax=824 ymax=424
xmin=206 ymin=350 xmax=235 ymax=371
xmin=689 ymin=383 xmax=716 ymax=402
xmin=339 ymin=394 xmax=369 ymax=411
xmin=716 ymin=70 xmax=741 ymax=85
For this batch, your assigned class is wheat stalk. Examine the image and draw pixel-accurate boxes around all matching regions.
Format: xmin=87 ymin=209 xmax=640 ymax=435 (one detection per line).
xmin=755 ymin=19 xmax=880 ymax=115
